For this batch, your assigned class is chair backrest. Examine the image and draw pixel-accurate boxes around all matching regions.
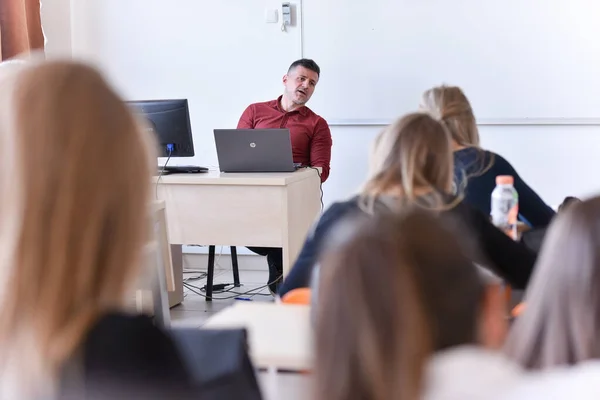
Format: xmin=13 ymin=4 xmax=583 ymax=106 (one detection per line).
xmin=169 ymin=328 xmax=263 ymax=400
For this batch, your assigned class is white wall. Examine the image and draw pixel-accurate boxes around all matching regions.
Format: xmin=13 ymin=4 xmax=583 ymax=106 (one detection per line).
xmin=303 ymin=0 xmax=600 ymax=122
xmin=70 ymin=0 xmax=300 ymax=172
xmin=41 ymin=0 xmax=72 ymax=56
xmin=46 ymin=0 xmax=600 ymax=212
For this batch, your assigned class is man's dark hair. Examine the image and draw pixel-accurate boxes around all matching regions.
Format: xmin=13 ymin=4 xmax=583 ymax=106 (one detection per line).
xmin=288 ymin=58 xmax=320 ymax=76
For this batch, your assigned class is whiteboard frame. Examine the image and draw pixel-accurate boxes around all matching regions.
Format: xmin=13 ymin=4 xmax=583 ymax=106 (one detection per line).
xmin=327 ymin=118 xmax=600 ymax=127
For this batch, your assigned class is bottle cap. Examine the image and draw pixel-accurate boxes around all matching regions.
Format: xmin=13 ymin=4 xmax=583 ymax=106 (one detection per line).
xmin=496 ymin=175 xmax=514 ymax=185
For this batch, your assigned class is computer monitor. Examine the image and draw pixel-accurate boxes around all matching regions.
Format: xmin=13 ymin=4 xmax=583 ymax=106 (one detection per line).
xmin=126 ymin=99 xmax=195 ymax=157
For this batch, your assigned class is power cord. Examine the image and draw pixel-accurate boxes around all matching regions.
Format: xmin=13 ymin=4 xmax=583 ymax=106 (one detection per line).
xmin=183 ymin=272 xmax=207 ymax=282
xmin=184 ymin=281 xmax=270 ymax=296
xmin=305 ymin=166 xmax=324 ymax=211
xmin=155 ymin=144 xmax=174 ymax=200
xmin=183 ymin=276 xmax=282 ymax=301
xmin=197 ymin=282 xmax=235 ymax=293
xmin=188 ymin=281 xmax=273 ymax=297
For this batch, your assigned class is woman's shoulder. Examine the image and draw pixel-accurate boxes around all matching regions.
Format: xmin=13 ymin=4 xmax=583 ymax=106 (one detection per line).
xmin=319 ymin=196 xmax=362 ymax=221
xmin=307 ymin=197 xmax=362 ymax=239
xmin=454 ymin=147 xmax=496 ymax=175
xmin=444 ymin=195 xmax=486 ymax=219
xmin=481 ymin=150 xmax=517 ymax=171
xmin=440 ymin=195 xmax=491 ymax=232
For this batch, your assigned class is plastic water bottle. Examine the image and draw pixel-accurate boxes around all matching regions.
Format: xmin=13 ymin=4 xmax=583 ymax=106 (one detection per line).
xmin=310 ymin=264 xmax=320 ymax=326
xmin=491 ymin=175 xmax=519 ymax=240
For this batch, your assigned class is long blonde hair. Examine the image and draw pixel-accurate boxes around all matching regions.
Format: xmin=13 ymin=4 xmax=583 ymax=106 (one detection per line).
xmin=314 ymin=210 xmax=431 ymax=400
xmin=0 ymin=60 xmax=156 ymax=398
xmin=504 ymin=196 xmax=600 ymax=369
xmin=420 ymin=85 xmax=493 ymax=184
xmin=360 ymin=112 xmax=456 ymax=212
xmin=420 ymin=85 xmax=480 ymax=147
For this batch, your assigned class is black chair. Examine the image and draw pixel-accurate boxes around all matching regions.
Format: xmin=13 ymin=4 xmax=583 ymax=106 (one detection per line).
xmin=205 ymin=246 xmax=240 ymax=301
xmin=169 ymin=328 xmax=263 ymax=400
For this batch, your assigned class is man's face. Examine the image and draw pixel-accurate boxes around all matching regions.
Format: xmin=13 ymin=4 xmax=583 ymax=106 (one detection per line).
xmin=283 ymin=66 xmax=319 ymax=106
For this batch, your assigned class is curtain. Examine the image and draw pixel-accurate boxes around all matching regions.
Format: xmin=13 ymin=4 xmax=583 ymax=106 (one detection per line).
xmin=0 ymin=0 xmax=44 ymax=61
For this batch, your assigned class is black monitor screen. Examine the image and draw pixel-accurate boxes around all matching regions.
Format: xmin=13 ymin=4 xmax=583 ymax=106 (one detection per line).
xmin=126 ymin=99 xmax=194 ymax=157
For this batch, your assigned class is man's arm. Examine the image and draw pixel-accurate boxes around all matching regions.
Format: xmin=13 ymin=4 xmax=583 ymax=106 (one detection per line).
xmin=310 ymin=118 xmax=332 ymax=182
xmin=237 ymin=104 xmax=255 ymax=129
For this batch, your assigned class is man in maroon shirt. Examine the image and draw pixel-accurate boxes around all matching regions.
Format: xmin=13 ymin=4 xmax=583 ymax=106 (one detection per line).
xmin=237 ymin=58 xmax=332 ymax=181
xmin=237 ymin=58 xmax=332 ymax=295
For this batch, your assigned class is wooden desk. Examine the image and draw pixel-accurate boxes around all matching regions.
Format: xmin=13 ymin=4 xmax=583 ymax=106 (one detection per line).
xmin=202 ymin=302 xmax=313 ymax=371
xmin=155 ymin=169 xmax=322 ymax=276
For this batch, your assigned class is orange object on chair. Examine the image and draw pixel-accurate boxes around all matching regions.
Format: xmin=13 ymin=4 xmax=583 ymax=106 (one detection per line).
xmin=512 ymin=302 xmax=526 ymax=318
xmin=281 ymin=288 xmax=311 ymax=305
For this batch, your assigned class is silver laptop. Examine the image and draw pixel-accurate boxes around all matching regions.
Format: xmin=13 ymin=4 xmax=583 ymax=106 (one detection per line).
xmin=214 ymin=129 xmax=300 ymax=173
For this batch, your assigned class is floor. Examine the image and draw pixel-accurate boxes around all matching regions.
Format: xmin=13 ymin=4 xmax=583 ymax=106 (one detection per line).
xmin=170 ymin=268 xmax=275 ymax=329
xmin=169 ymin=266 xmax=312 ymax=400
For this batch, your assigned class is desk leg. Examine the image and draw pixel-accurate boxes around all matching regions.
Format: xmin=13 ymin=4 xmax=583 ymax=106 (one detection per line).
xmin=206 ymin=245 xmax=215 ymax=302
xmin=168 ymin=245 xmax=184 ymax=307
xmin=231 ymin=246 xmax=241 ymax=287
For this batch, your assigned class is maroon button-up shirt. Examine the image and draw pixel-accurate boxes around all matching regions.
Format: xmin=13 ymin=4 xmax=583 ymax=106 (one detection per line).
xmin=237 ymin=96 xmax=332 ymax=182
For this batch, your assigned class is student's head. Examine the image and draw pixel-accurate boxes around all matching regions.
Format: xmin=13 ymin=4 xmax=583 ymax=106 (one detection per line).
xmin=314 ymin=211 xmax=430 ymax=400
xmin=558 ymin=196 xmax=581 ymax=212
xmin=504 ymin=196 xmax=600 ymax=369
xmin=0 ymin=60 xmax=156 ymax=396
xmin=420 ymin=85 xmax=480 ymax=148
xmin=283 ymin=58 xmax=320 ymax=105
xmin=314 ymin=209 xmax=507 ymax=400
xmin=361 ymin=112 xmax=454 ymax=209
xmin=388 ymin=210 xmax=506 ymax=351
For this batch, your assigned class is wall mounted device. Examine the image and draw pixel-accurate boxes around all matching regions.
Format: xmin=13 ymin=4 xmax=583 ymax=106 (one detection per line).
xmin=281 ymin=2 xmax=291 ymax=31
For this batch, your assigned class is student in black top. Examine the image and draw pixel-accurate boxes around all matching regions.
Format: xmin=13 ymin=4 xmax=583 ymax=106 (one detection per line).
xmin=420 ymin=85 xmax=555 ymax=228
xmin=62 ymin=313 xmax=192 ymax=400
xmin=279 ymin=112 xmax=537 ymax=298
xmin=0 ymin=60 xmax=195 ymax=399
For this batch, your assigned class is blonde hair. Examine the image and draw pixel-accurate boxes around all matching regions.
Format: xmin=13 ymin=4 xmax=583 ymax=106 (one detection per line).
xmin=0 ymin=60 xmax=156 ymax=398
xmin=360 ymin=112 xmax=456 ymax=212
xmin=504 ymin=196 xmax=600 ymax=369
xmin=420 ymin=85 xmax=494 ymax=188
xmin=420 ymin=85 xmax=480 ymax=147
xmin=314 ymin=210 xmax=430 ymax=400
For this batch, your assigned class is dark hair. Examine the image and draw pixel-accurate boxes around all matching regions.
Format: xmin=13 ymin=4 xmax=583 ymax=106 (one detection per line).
xmin=288 ymin=58 xmax=320 ymax=76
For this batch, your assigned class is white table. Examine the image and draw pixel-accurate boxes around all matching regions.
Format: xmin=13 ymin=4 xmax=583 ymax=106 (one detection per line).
xmin=202 ymin=302 xmax=313 ymax=371
xmin=257 ymin=371 xmax=312 ymax=400
xmin=155 ymin=169 xmax=322 ymax=276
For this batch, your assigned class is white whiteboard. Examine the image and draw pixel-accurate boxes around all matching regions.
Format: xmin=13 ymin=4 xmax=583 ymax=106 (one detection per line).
xmin=302 ymin=0 xmax=600 ymax=122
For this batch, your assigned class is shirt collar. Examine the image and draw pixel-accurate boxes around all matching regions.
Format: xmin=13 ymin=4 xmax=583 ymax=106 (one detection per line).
xmin=274 ymin=95 xmax=308 ymax=116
